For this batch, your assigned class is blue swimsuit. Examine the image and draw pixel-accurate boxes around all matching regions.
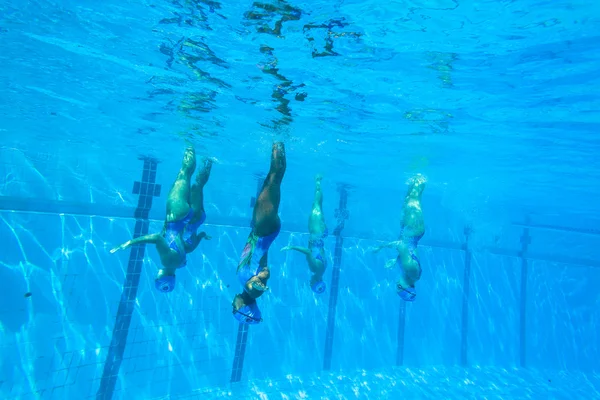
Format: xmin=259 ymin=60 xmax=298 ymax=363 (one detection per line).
xmin=163 ymin=209 xmax=206 ymax=267
xmin=237 ymin=227 xmax=280 ymax=289
xmin=397 ymin=231 xmax=424 ymax=277
xmin=308 ymin=227 xmax=328 ymax=266
xmin=182 ymin=210 xmax=206 ymax=247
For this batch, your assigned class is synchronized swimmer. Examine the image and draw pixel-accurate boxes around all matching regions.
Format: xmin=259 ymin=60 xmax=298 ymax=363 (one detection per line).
xmin=111 ymin=147 xmax=212 ymax=293
xmin=232 ymin=142 xmax=286 ymax=324
xmin=109 ymin=143 xmax=427 ymax=322
xmin=281 ymin=174 xmax=328 ymax=294
xmin=372 ymin=175 xmax=426 ymax=301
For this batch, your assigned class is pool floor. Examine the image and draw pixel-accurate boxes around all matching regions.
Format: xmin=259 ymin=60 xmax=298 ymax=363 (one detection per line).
xmin=148 ymin=365 xmax=600 ymax=400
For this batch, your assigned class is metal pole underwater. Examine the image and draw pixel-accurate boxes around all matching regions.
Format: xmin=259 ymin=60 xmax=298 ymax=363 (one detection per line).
xmin=230 ymin=175 xmax=264 ymax=383
xmin=460 ymin=225 xmax=472 ymax=366
xmin=396 ymin=301 xmax=406 ymax=366
xmin=519 ymin=217 xmax=531 ymax=368
xmin=323 ymin=185 xmax=349 ymax=371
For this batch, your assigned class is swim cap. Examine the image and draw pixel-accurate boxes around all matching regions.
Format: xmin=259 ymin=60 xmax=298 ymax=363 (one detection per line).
xmin=311 ymin=280 xmax=326 ymax=294
xmin=396 ymin=283 xmax=416 ymax=302
xmin=155 ymin=273 xmax=176 ymax=293
xmin=233 ymin=302 xmax=262 ymax=325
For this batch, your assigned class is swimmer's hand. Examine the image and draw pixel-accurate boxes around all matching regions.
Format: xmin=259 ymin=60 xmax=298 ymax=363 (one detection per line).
xmin=371 ymin=241 xmax=400 ymax=254
xmin=109 ymin=234 xmax=160 ymax=253
xmin=251 ymin=281 xmax=269 ymax=292
xmin=281 ymin=245 xmax=310 ymax=255
xmin=199 ymin=231 xmax=211 ymax=240
xmin=110 ymin=241 xmax=131 ymax=254
xmin=370 ymin=245 xmax=383 ymax=254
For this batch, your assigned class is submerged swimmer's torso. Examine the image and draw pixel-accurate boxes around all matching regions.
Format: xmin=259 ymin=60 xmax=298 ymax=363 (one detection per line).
xmin=395 ymin=232 xmax=423 ymax=280
xmin=237 ymin=228 xmax=280 ymax=288
xmin=162 ymin=208 xmax=207 ymax=268
xmin=308 ymin=227 xmax=328 ymax=268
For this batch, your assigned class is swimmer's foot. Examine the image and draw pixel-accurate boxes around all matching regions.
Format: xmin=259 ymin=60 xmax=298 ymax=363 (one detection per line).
xmin=407 ymin=174 xmax=426 ymax=197
xmin=182 ymin=146 xmax=197 ymax=174
xmin=270 ymin=141 xmax=286 ymax=179
xmin=272 ymin=142 xmax=286 ymax=168
xmin=251 ymin=281 xmax=269 ymax=292
xmin=315 ymin=173 xmax=323 ymax=191
xmin=196 ymin=157 xmax=213 ymax=186
xmin=407 ymin=173 xmax=426 ymax=186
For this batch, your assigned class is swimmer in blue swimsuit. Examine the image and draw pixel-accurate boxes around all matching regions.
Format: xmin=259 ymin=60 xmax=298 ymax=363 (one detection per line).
xmin=232 ymin=142 xmax=286 ymax=325
xmin=110 ymin=146 xmax=212 ymax=293
xmin=372 ymin=174 xmax=426 ymax=301
xmin=281 ymin=174 xmax=328 ymax=294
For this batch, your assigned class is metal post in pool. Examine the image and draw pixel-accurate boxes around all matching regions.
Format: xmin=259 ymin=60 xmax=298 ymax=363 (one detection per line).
xmin=323 ymin=185 xmax=349 ymax=371
xmin=396 ymin=299 xmax=406 ymax=366
xmin=230 ymin=322 xmax=249 ymax=383
xmin=97 ymin=157 xmax=161 ymax=400
xmin=460 ymin=225 xmax=472 ymax=366
xmin=230 ymin=175 xmax=264 ymax=383
xmin=519 ymin=217 xmax=531 ymax=368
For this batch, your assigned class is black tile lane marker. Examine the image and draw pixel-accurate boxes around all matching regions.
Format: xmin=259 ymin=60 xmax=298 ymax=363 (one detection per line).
xmin=395 ymin=210 xmax=411 ymax=366
xmin=396 ymin=301 xmax=406 ymax=366
xmin=230 ymin=175 xmax=264 ymax=383
xmin=96 ymin=157 xmax=161 ymax=400
xmin=229 ymin=322 xmax=249 ymax=383
xmin=460 ymin=226 xmax=472 ymax=366
xmin=519 ymin=218 xmax=531 ymax=367
xmin=323 ymin=186 xmax=348 ymax=371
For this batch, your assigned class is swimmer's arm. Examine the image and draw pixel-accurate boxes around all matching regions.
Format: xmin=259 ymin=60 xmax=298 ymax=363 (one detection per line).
xmin=186 ymin=231 xmax=212 ymax=252
xmin=372 ymin=241 xmax=401 ymax=253
xmin=110 ymin=233 xmax=161 ymax=253
xmin=280 ymin=246 xmax=310 ymax=255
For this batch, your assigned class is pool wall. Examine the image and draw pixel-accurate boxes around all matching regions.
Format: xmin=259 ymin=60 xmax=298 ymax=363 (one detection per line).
xmin=0 ymin=148 xmax=599 ymax=399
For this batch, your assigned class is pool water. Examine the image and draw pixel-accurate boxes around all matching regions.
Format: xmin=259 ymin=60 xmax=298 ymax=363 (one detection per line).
xmin=1 ymin=0 xmax=600 ymax=399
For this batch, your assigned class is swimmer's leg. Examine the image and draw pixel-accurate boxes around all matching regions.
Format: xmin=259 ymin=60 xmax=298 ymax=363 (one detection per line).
xmin=166 ymin=147 xmax=196 ymax=223
xmin=400 ymin=174 xmax=426 ymax=239
xmin=308 ymin=174 xmax=327 ymax=236
xmin=189 ymin=157 xmax=212 ymax=220
xmin=406 ymin=174 xmax=426 ymax=201
xmin=252 ymin=142 xmax=286 ymax=237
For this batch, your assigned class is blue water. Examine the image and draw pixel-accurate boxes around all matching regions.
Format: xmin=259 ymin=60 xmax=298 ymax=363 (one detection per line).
xmin=1 ymin=0 xmax=600 ymax=399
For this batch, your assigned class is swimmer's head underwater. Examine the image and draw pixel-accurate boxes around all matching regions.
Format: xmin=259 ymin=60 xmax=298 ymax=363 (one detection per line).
xmin=310 ymin=279 xmax=326 ymax=294
xmin=232 ymin=293 xmax=263 ymax=325
xmin=396 ymin=281 xmax=416 ymax=301
xmin=155 ymin=269 xmax=176 ymax=293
